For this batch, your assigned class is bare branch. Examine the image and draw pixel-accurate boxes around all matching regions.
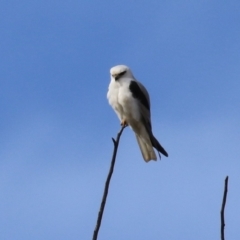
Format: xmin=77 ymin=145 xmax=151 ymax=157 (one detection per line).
xmin=92 ymin=126 xmax=126 ymax=240
xmin=221 ymin=176 xmax=229 ymax=240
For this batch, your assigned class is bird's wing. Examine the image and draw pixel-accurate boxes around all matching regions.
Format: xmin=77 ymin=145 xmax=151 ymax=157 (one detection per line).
xmin=129 ymin=80 xmax=150 ymax=110
xmin=129 ymin=80 xmax=152 ymax=130
xmin=129 ymin=80 xmax=168 ymax=158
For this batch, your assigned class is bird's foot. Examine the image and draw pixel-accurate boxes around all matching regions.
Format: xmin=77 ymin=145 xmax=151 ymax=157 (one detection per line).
xmin=121 ymin=119 xmax=128 ymax=127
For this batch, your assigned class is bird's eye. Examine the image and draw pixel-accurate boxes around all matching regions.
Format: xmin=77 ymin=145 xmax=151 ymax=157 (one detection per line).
xmin=118 ymin=71 xmax=126 ymax=77
xmin=114 ymin=70 xmax=127 ymax=80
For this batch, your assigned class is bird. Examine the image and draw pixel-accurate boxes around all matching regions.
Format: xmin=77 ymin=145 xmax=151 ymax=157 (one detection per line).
xmin=107 ymin=65 xmax=168 ymax=162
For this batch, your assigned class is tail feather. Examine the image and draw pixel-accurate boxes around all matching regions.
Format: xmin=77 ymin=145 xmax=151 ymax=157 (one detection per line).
xmin=135 ymin=135 xmax=157 ymax=162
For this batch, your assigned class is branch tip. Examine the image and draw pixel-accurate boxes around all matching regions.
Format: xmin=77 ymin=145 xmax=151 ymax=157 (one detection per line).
xmin=92 ymin=126 xmax=125 ymax=240
xmin=111 ymin=138 xmax=116 ymax=145
xmin=221 ymin=175 xmax=229 ymax=240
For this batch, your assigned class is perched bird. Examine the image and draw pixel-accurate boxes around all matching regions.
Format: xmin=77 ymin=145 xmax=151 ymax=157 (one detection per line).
xmin=107 ymin=65 xmax=168 ymax=162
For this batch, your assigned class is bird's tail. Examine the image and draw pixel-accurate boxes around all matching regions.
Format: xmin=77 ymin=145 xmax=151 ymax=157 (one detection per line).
xmin=135 ymin=134 xmax=157 ymax=162
xmin=150 ymin=135 xmax=168 ymax=157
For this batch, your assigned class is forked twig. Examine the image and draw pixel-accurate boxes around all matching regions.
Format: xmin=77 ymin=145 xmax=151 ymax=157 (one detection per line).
xmin=221 ymin=176 xmax=229 ymax=240
xmin=92 ymin=126 xmax=126 ymax=240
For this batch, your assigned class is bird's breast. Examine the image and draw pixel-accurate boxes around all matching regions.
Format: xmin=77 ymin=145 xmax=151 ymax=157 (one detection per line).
xmin=107 ymin=81 xmax=121 ymax=107
xmin=118 ymin=85 xmax=141 ymax=121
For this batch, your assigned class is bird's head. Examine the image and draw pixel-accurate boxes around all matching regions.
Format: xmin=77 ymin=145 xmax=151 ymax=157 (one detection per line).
xmin=110 ymin=65 xmax=133 ymax=81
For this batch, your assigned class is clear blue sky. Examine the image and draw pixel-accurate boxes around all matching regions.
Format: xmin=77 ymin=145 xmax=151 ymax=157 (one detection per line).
xmin=1 ymin=1 xmax=240 ymax=239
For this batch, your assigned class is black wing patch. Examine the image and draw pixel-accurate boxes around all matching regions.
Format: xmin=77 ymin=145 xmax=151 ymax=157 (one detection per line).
xmin=129 ymin=81 xmax=150 ymax=111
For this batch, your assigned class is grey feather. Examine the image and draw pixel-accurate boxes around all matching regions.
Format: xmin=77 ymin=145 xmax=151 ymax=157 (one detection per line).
xmin=135 ymin=134 xmax=157 ymax=162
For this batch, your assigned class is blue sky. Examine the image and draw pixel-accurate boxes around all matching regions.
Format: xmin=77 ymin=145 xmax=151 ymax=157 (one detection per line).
xmin=1 ymin=0 xmax=240 ymax=239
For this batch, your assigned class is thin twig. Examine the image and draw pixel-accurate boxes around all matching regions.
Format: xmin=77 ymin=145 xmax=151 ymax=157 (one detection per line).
xmin=221 ymin=176 xmax=229 ymax=240
xmin=92 ymin=126 xmax=126 ymax=240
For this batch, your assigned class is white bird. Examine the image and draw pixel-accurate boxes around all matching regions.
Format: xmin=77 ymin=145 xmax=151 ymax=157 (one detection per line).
xmin=107 ymin=65 xmax=168 ymax=162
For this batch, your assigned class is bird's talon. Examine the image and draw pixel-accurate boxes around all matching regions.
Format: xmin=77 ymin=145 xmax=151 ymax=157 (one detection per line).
xmin=121 ymin=120 xmax=128 ymax=127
